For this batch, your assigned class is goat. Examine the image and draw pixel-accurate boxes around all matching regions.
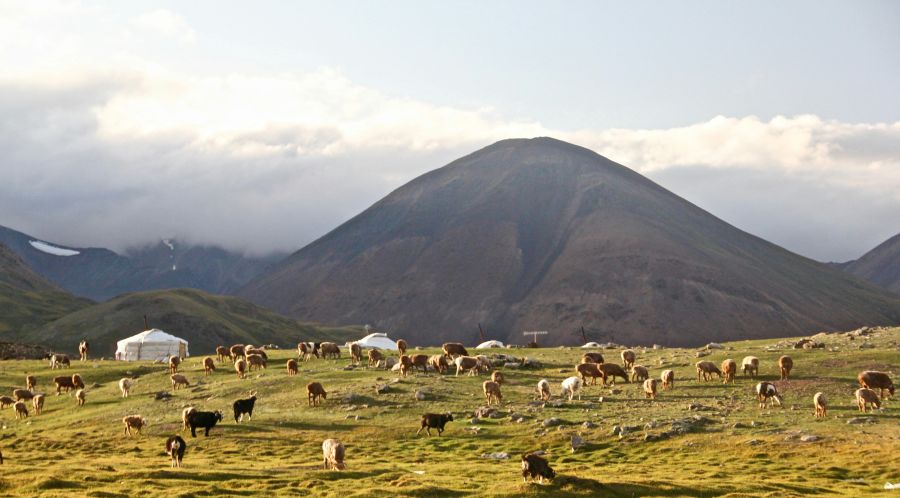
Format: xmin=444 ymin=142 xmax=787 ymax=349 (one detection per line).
xmin=182 ymin=407 xmax=197 ymax=432
xmin=454 ymin=356 xmax=479 ymax=376
xmin=396 ymin=339 xmax=408 ymax=356
xmin=741 ymin=356 xmax=759 ymax=377
xmin=233 ymin=391 xmax=257 ymax=423
xmin=721 ymin=359 xmax=737 ymax=384
xmin=813 ymin=392 xmax=827 ymax=419
xmin=234 ymin=358 xmax=247 ymax=379
xmin=286 ymin=358 xmax=299 ymax=376
xmin=429 ymin=354 xmax=448 ymax=374
xmin=79 ymin=340 xmax=89 ymax=361
xmin=755 ymin=381 xmax=783 ymax=408
xmin=123 ymin=415 xmax=147 ymax=435
xmin=621 ymin=349 xmax=636 ymax=369
xmin=186 ymin=411 xmax=223 ymax=437
xmin=696 ymin=361 xmax=722 ymax=382
xmin=536 ymin=379 xmax=551 ymax=401
xmin=246 ymin=354 xmax=267 ymax=371
xmin=307 ymin=382 xmax=327 ymax=406
xmin=26 ymin=375 xmax=36 ymax=392
xmin=643 ymin=378 xmax=658 ymax=399
xmin=576 ymin=362 xmax=606 ymax=386
xmin=661 ymin=369 xmax=675 ymax=390
xmin=367 ymin=349 xmax=385 ymax=367
xmin=32 ymin=394 xmax=44 ymax=414
xmin=13 ymin=401 xmax=28 ymax=419
xmin=581 ymin=352 xmax=604 ymax=364
xmin=203 ymin=357 xmax=216 ymax=376
xmin=597 ymin=363 xmax=630 ymax=385
xmin=483 ymin=380 xmax=502 ymax=405
xmin=119 ymin=378 xmax=132 ymax=398
xmin=560 ymin=376 xmax=583 ymax=401
xmin=491 ymin=370 xmax=505 ymax=385
xmin=49 ymin=353 xmax=70 ymax=369
xmin=779 ymin=355 xmax=793 ymax=380
xmin=170 ymin=374 xmax=189 ymax=390
xmin=855 ymin=388 xmax=881 ymax=412
xmin=349 ymin=343 xmax=362 ymax=365
xmin=522 ymin=453 xmax=555 ymax=484
xmin=75 ymin=388 xmax=85 ymax=406
xmin=631 ymin=365 xmax=649 ymax=382
xmin=416 ymin=413 xmax=453 ymax=436
xmin=857 ymin=371 xmax=894 ymax=399
xmin=216 ymin=346 xmax=229 ymax=363
xmin=442 ymin=342 xmax=468 ymax=359
xmin=319 ymin=342 xmax=340 ymax=359
xmin=322 ymin=438 xmax=346 ymax=470
xmin=166 ymin=435 xmax=186 ymax=467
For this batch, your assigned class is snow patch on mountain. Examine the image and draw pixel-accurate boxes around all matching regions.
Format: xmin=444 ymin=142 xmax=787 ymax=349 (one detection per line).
xmin=29 ymin=240 xmax=80 ymax=256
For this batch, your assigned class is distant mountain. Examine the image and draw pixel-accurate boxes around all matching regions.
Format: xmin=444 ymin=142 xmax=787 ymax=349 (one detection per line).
xmin=27 ymin=288 xmax=362 ymax=355
xmin=0 ymin=242 xmax=92 ymax=337
xmin=843 ymin=233 xmax=900 ymax=294
xmin=0 ymin=225 xmax=285 ymax=301
xmin=239 ymin=137 xmax=900 ymax=347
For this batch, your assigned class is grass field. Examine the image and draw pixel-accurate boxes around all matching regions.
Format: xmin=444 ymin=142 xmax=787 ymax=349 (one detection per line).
xmin=0 ymin=328 xmax=897 ymax=497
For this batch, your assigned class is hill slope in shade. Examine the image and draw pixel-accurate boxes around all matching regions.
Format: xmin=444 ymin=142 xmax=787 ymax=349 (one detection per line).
xmin=843 ymin=232 xmax=900 ymax=294
xmin=27 ymin=288 xmax=362 ymax=355
xmin=0 ymin=242 xmax=93 ymax=336
xmin=240 ymin=137 xmax=900 ymax=346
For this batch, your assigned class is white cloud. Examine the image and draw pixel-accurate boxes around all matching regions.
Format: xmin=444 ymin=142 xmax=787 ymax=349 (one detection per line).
xmin=131 ymin=9 xmax=196 ymax=44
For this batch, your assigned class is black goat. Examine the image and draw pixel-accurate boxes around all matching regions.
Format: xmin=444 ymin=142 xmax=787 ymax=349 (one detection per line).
xmin=233 ymin=392 xmax=257 ymax=423
xmin=416 ymin=412 xmax=453 ymax=436
xmin=187 ymin=410 xmax=224 ymax=437
xmin=165 ymin=435 xmax=186 ymax=467
xmin=522 ymin=453 xmax=555 ymax=483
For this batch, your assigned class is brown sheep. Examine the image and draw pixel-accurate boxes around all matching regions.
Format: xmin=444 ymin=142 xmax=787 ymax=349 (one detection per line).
xmin=643 ymin=378 xmax=658 ymax=399
xmin=32 ymin=394 xmax=44 ymax=415
xmin=169 ymin=356 xmax=181 ymax=375
xmin=307 ymin=382 xmax=327 ymax=406
xmin=442 ymin=342 xmax=468 ymax=359
xmin=171 ymin=374 xmax=189 ymax=390
xmin=13 ymin=401 xmax=28 ymax=419
xmin=286 ymin=359 xmax=299 ymax=376
xmin=483 ymin=380 xmax=502 ymax=405
xmin=454 ymin=356 xmax=479 ymax=376
xmin=621 ymin=349 xmax=636 ymax=369
xmin=741 ymin=356 xmax=759 ymax=378
xmin=597 ymin=363 xmax=630 ymax=384
xmin=581 ymin=352 xmax=604 ymax=364
xmin=234 ymin=358 xmax=247 ymax=379
xmin=203 ymin=357 xmax=216 ymax=376
xmin=721 ymin=359 xmax=737 ymax=384
xmin=410 ymin=354 xmax=430 ymax=375
xmin=13 ymin=388 xmax=35 ymax=401
xmin=349 ymin=343 xmax=362 ymax=365
xmin=75 ymin=389 xmax=85 ymax=406
xmin=813 ymin=392 xmax=827 ymax=419
xmin=396 ymin=339 xmax=408 ymax=356
xmin=855 ymin=388 xmax=881 ymax=412
xmin=367 ymin=349 xmax=385 ymax=368
xmin=661 ymin=369 xmax=675 ymax=390
xmin=123 ymin=415 xmax=147 ymax=435
xmin=429 ymin=354 xmax=448 ymax=374
xmin=857 ymin=371 xmax=894 ymax=399
xmin=216 ymin=346 xmax=229 ymax=363
xmin=72 ymin=373 xmax=84 ymax=390
xmin=398 ymin=355 xmax=413 ymax=377
xmin=536 ymin=379 xmax=551 ymax=401
xmin=245 ymin=348 xmax=268 ymax=360
xmin=319 ymin=342 xmax=341 ymax=359
xmin=230 ymin=344 xmax=246 ymax=362
xmin=26 ymin=375 xmax=36 ymax=392
xmin=491 ymin=370 xmax=505 ymax=385
xmin=49 ymin=353 xmax=70 ymax=369
xmin=575 ymin=362 xmax=606 ymax=386
xmin=52 ymin=377 xmax=75 ymax=395
xmin=631 ymin=365 xmax=649 ymax=382
xmin=322 ymin=438 xmax=346 ymax=470
xmin=0 ymin=396 xmax=15 ymax=408
xmin=246 ymin=354 xmax=267 ymax=371
xmin=779 ymin=355 xmax=793 ymax=380
xmin=696 ymin=361 xmax=722 ymax=382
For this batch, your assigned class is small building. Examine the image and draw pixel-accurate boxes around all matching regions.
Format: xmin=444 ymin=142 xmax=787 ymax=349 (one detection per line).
xmin=115 ymin=329 xmax=189 ymax=361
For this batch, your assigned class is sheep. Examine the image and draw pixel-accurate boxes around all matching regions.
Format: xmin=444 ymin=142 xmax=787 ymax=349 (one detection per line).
xmin=396 ymin=339 xmax=408 ymax=356
xmin=367 ymin=349 xmax=385 ymax=367
xmin=349 ymin=343 xmax=362 ymax=365
xmin=234 ymin=358 xmax=247 ymax=379
xmin=119 ymin=378 xmax=132 ymax=398
xmin=246 ymin=353 xmax=267 ymax=371
xmin=233 ymin=391 xmax=257 ymax=423
xmin=410 ymin=354 xmax=430 ymax=375
xmin=203 ymin=357 xmax=216 ymax=376
xmin=307 ymin=382 xmax=327 ymax=406
xmin=416 ymin=413 xmax=453 ymax=436
xmin=454 ymin=356 xmax=480 ymax=376
xmin=216 ymin=346 xmax=229 ymax=363
xmin=536 ymin=379 xmax=551 ymax=401
xmin=298 ymin=342 xmax=314 ymax=361
xmin=755 ymin=381 xmax=783 ymax=408
xmin=442 ymin=342 xmax=469 ymax=359
xmin=857 ymin=371 xmax=894 ymax=399
xmin=13 ymin=388 xmax=34 ymax=401
xmin=721 ymin=359 xmax=737 ymax=384
xmin=75 ymin=388 xmax=85 ymax=406
xmin=79 ymin=340 xmax=89 ymax=361
xmin=621 ymin=349 xmax=636 ymax=369
xmin=72 ymin=373 xmax=84 ymax=389
xmin=779 ymin=355 xmax=793 ymax=380
xmin=0 ymin=396 xmax=15 ymax=408
xmin=597 ymin=363 xmax=630 ymax=385
xmin=182 ymin=407 xmax=197 ymax=432
xmin=398 ymin=355 xmax=413 ymax=377
xmin=483 ymin=380 xmax=502 ymax=405
xmin=242 ymin=344 xmax=256 ymax=356
xmin=855 ymin=388 xmax=881 ymax=412
xmin=643 ymin=378 xmax=658 ymax=399
xmin=429 ymin=354 xmax=448 ymax=374
xmin=741 ymin=356 xmax=759 ymax=378
xmin=813 ymin=392 xmax=827 ymax=419
xmin=13 ymin=401 xmax=28 ymax=419
xmin=26 ymin=375 xmax=36 ymax=392
xmin=230 ymin=344 xmax=246 ymax=362
xmin=581 ymin=352 xmax=605 ymax=364
xmin=171 ymin=374 xmax=190 ymax=390
xmin=186 ymin=411 xmax=223 ymax=437
xmin=521 ymin=453 xmax=555 ymax=484
xmin=32 ymin=394 xmax=44 ymax=415
xmin=560 ymin=376 xmax=583 ymax=401
xmin=49 ymin=353 xmax=70 ymax=369
xmin=474 ymin=355 xmax=493 ymax=373
xmin=52 ymin=376 xmax=75 ymax=395
xmin=661 ymin=369 xmax=675 ymax=390
xmin=168 ymin=355 xmax=181 ymax=375
xmin=491 ymin=370 xmax=505 ymax=385
xmin=322 ymin=438 xmax=346 ymax=470
xmin=631 ymin=365 xmax=649 ymax=382
xmin=576 ymin=362 xmax=606 ymax=386
xmin=696 ymin=361 xmax=722 ymax=382
xmin=245 ymin=348 xmax=268 ymax=360
xmin=319 ymin=342 xmax=341 ymax=359
xmin=166 ymin=435 xmax=187 ymax=467
xmin=286 ymin=358 xmax=299 ymax=376
xmin=123 ymin=415 xmax=147 ymax=435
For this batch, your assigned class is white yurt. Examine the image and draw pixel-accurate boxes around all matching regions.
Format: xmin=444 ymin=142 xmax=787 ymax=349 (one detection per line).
xmin=475 ymin=340 xmax=505 ymax=349
xmin=353 ymin=332 xmax=398 ymax=350
xmin=581 ymin=342 xmax=602 ymax=348
xmin=115 ymin=329 xmax=189 ymax=361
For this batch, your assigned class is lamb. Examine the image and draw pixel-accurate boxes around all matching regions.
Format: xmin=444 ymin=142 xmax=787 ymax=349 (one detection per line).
xmin=630 ymin=365 xmax=649 ymax=382
xmin=454 ymin=356 xmax=480 ymax=376
xmin=857 ymin=371 xmax=894 ymax=399
xmin=216 ymin=346 xmax=229 ymax=363
xmin=536 ymin=379 xmax=551 ymax=401
xmin=349 ymin=343 xmax=362 ymax=365
xmin=79 ymin=340 xmax=89 ymax=361
xmin=186 ymin=410 xmax=223 ymax=437
xmin=396 ymin=339 xmax=408 ymax=356
xmin=597 ymin=363 xmax=630 ymax=385
xmin=621 ymin=349 xmax=636 ymax=369
xmin=166 ymin=435 xmax=187 ymax=467
xmin=233 ymin=391 xmax=257 ymax=423
xmin=13 ymin=388 xmax=34 ymax=401
xmin=813 ymin=392 xmax=827 ymax=419
xmin=483 ymin=380 xmax=502 ymax=405
xmin=581 ymin=352 xmax=604 ymax=364
xmin=721 ymin=359 xmax=737 ymax=384
xmin=416 ymin=412 xmax=453 ymax=436
xmin=411 ymin=354 xmax=430 ymax=375
xmin=52 ymin=376 xmax=76 ymax=395
xmin=49 ymin=353 xmax=70 ymax=369
xmin=307 ymin=382 xmax=327 ymax=406
xmin=169 ymin=355 xmax=181 ymax=374
xmin=13 ymin=401 xmax=28 ymax=419
xmin=322 ymin=438 xmax=346 ymax=470
xmin=170 ymin=374 xmax=189 ymax=390
xmin=32 ymin=394 xmax=44 ymax=415
xmin=286 ymin=358 xmax=299 ymax=376
xmin=661 ymin=369 xmax=675 ymax=390
xmin=123 ymin=415 xmax=147 ymax=435
xmin=442 ymin=342 xmax=469 ymax=359
xmin=203 ymin=357 xmax=216 ymax=376
xmin=560 ymin=376 xmax=583 ymax=401
xmin=26 ymin=375 xmax=36 ymax=392
xmin=491 ymin=370 xmax=505 ymax=385
xmin=643 ymin=378 xmax=658 ymax=399
xmin=778 ymin=355 xmax=793 ymax=380
xmin=755 ymin=381 xmax=783 ymax=408
xmin=521 ymin=453 xmax=555 ymax=484
xmin=0 ymin=396 xmax=14 ymax=408
xmin=75 ymin=388 xmax=85 ymax=406
xmin=575 ymin=362 xmax=606 ymax=386
xmin=246 ymin=353 xmax=267 ymax=371
xmin=398 ymin=355 xmax=413 ymax=377
xmin=696 ymin=361 xmax=722 ymax=382
xmin=182 ymin=407 xmax=197 ymax=432
xmin=855 ymin=388 xmax=881 ymax=412
xmin=429 ymin=354 xmax=448 ymax=374
xmin=230 ymin=344 xmax=246 ymax=362
xmin=741 ymin=356 xmax=759 ymax=378
xmin=367 ymin=349 xmax=385 ymax=367
xmin=115 ymin=378 xmax=132 ymax=398
xmin=234 ymin=358 xmax=247 ymax=379
xmin=319 ymin=342 xmax=341 ymax=359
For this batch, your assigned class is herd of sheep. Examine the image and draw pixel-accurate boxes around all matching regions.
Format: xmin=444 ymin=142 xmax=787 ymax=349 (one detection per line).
xmin=3 ymin=338 xmax=895 ymax=483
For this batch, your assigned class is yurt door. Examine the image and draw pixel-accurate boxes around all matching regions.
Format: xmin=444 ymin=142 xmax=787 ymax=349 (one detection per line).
xmin=179 ymin=342 xmax=186 ymax=359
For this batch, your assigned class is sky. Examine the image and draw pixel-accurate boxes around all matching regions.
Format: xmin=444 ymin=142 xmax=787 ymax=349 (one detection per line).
xmin=1 ymin=0 xmax=898 ymax=261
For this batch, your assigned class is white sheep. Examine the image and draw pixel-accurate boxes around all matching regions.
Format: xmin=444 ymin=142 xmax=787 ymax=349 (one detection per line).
xmin=560 ymin=376 xmax=583 ymax=401
xmin=119 ymin=378 xmax=132 ymax=398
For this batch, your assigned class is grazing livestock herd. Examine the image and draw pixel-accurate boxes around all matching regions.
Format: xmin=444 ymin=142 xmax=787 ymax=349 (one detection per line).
xmin=2 ymin=336 xmax=895 ymax=489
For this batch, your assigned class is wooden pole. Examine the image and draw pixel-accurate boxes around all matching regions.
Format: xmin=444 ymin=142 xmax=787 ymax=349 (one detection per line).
xmin=581 ymin=326 xmax=587 ymax=343
xmin=478 ymin=323 xmax=486 ymax=342
xmin=144 ymin=315 xmax=149 ymax=330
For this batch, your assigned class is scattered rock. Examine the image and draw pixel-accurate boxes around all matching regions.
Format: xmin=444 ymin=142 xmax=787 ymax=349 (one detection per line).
xmin=687 ymin=403 xmax=715 ymax=411
xmin=374 ymin=384 xmax=390 ymax=395
xmin=669 ymin=415 xmax=714 ymax=435
xmin=154 ymin=391 xmax=171 ymax=401
xmin=509 ymin=413 xmax=527 ymax=423
xmin=542 ymin=418 xmax=563 ymax=427
xmin=750 ymin=421 xmax=762 ymax=427
xmin=558 ymin=369 xmax=568 ymax=373
xmin=706 ymin=342 xmax=725 ymax=350
xmin=342 ymin=393 xmax=359 ymax=404
xmin=597 ymin=397 xmax=605 ymax=403
xmin=847 ymin=417 xmax=877 ymax=425
xmin=474 ymin=406 xmax=498 ymax=419
xmin=609 ymin=389 xmax=622 ymax=395
xmin=571 ymin=435 xmax=585 ymax=452
xmin=746 ymin=439 xmax=762 ymax=446
xmin=504 ymin=362 xmax=521 ymax=369
xmin=800 ymin=435 xmax=822 ymax=442
xmin=696 ymin=351 xmax=710 ymax=358
xmin=414 ymin=390 xmax=426 ymax=401
xmin=732 ymin=422 xmax=748 ymax=429
xmin=582 ymin=421 xmax=596 ymax=429
xmin=481 ymin=452 xmax=509 ymax=460
xmin=858 ymin=343 xmax=876 ymax=350
xmin=522 ymin=358 xmax=541 ymax=368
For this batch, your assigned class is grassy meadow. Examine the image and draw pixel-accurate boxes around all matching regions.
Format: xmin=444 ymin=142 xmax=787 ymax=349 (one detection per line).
xmin=0 ymin=328 xmax=897 ymax=497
